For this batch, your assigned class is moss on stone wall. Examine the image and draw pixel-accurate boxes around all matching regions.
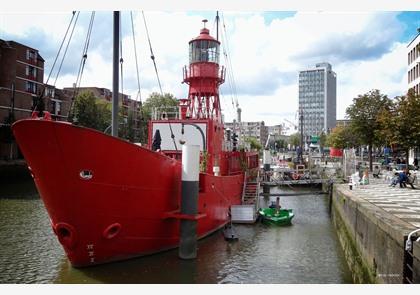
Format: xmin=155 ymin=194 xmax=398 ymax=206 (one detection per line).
xmin=332 ymin=200 xmax=378 ymax=283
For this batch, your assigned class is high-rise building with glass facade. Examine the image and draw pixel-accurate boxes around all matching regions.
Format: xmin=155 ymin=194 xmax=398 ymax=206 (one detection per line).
xmin=298 ymin=62 xmax=336 ymax=144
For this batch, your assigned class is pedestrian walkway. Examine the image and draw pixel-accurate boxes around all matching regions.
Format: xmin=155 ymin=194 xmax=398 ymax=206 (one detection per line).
xmin=345 ymin=177 xmax=420 ymax=228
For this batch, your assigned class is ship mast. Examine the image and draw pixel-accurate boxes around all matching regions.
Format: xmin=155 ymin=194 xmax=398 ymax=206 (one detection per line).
xmin=112 ymin=11 xmax=120 ymax=137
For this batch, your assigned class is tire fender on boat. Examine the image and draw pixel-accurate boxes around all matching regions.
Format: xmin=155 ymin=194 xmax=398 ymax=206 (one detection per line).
xmin=292 ymin=173 xmax=299 ymax=180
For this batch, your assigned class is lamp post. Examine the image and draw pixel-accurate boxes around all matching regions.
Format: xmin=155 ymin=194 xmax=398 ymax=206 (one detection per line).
xmin=181 ymin=123 xmax=206 ymax=152
xmin=299 ymin=108 xmax=304 ymax=164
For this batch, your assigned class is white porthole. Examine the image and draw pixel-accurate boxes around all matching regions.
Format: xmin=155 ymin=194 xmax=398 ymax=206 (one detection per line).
xmin=79 ymin=170 xmax=93 ymax=180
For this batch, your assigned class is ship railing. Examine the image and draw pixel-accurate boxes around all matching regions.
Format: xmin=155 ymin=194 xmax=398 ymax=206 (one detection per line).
xmin=183 ymin=64 xmax=225 ymax=82
xmin=254 ymin=169 xmax=260 ymax=212
xmin=151 ymin=106 xmax=180 ymax=120
xmin=241 ymin=171 xmax=248 ymax=203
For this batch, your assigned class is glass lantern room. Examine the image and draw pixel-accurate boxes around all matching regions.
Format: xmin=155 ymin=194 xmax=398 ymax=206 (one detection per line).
xmin=189 ymin=40 xmax=220 ymax=64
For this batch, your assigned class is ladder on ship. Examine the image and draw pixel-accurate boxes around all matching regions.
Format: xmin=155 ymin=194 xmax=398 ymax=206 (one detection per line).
xmin=231 ymin=171 xmax=260 ymax=223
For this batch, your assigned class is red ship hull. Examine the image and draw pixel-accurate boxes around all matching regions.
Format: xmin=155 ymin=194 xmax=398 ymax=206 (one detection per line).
xmin=12 ymin=119 xmax=244 ymax=267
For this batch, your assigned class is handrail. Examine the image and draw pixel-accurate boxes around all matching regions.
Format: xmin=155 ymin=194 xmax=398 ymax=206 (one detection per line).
xmin=241 ymin=171 xmax=247 ymax=204
xmin=254 ymin=170 xmax=260 ymax=212
xmin=405 ymin=228 xmax=420 ymax=251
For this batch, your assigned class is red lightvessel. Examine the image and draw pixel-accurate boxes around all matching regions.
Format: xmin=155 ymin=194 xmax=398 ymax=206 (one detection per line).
xmin=12 ymin=14 xmax=258 ymax=267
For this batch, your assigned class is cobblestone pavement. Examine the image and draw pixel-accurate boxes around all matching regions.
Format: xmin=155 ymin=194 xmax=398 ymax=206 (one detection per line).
xmin=345 ymin=177 xmax=420 ymax=228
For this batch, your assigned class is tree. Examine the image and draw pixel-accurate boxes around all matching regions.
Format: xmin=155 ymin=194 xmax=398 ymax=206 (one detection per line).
xmin=72 ymin=91 xmax=111 ymax=131
xmin=326 ymin=125 xmax=360 ymax=149
xmin=318 ymin=131 xmax=327 ymax=150
xmin=139 ymin=92 xmax=178 ymax=143
xmin=142 ymin=92 xmax=178 ymax=120
xmin=346 ymin=89 xmax=392 ymax=171
xmin=380 ymin=89 xmax=420 ymax=166
xmin=275 ymin=139 xmax=286 ymax=151
xmin=244 ymin=137 xmax=262 ymax=151
xmin=288 ymin=133 xmax=300 ymax=149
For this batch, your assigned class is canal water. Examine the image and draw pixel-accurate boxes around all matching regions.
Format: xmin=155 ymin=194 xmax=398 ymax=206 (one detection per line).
xmin=0 ymin=186 xmax=352 ymax=284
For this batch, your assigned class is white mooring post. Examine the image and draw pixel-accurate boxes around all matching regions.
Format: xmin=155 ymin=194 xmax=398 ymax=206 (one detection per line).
xmin=179 ymin=144 xmax=200 ymax=259
xmin=263 ymin=149 xmax=271 ymax=172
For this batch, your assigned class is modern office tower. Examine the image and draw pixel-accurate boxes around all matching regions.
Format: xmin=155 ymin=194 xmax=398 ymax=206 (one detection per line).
xmin=298 ymin=62 xmax=336 ymax=145
xmin=407 ymin=29 xmax=420 ymax=163
xmin=407 ymin=30 xmax=420 ymax=94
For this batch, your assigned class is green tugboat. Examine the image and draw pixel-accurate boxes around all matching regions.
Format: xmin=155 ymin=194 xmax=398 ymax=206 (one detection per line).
xmin=258 ymin=197 xmax=294 ymax=226
xmin=258 ymin=208 xmax=294 ymax=225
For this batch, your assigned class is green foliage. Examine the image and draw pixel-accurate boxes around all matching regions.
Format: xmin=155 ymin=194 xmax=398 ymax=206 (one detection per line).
xmin=288 ymin=133 xmax=300 ymax=148
xmin=392 ymin=89 xmax=420 ymax=149
xmin=346 ymin=89 xmax=392 ymax=170
xmin=72 ymin=91 xmax=111 ymax=131
xmin=72 ymin=91 xmax=141 ymax=142
xmin=379 ymin=89 xmax=420 ymax=162
xmin=244 ymin=137 xmax=262 ymax=151
xmin=142 ymin=92 xmax=178 ymax=120
xmin=346 ymin=89 xmax=392 ymax=147
xmin=318 ymin=131 xmax=327 ymax=148
xmin=139 ymin=92 xmax=178 ymax=143
xmin=326 ymin=126 xmax=360 ymax=149
xmin=200 ymin=151 xmax=208 ymax=172
xmin=275 ymin=139 xmax=287 ymax=149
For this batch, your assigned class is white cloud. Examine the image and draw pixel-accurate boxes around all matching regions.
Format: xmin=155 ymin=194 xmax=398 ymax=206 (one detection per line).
xmin=0 ymin=11 xmax=411 ymax=129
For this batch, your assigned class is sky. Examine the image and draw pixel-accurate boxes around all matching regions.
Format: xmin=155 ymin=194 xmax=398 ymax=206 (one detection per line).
xmin=1 ymin=2 xmax=420 ymax=132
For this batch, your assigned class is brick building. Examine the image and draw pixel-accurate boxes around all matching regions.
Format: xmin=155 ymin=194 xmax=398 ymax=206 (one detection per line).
xmin=63 ymin=86 xmax=142 ymax=138
xmin=0 ymin=39 xmax=71 ymax=159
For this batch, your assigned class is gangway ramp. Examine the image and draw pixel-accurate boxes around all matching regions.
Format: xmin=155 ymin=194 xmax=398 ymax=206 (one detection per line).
xmin=231 ymin=205 xmax=257 ymax=224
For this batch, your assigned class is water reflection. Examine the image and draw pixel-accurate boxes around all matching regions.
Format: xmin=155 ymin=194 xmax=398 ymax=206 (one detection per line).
xmin=0 ymin=187 xmax=352 ymax=284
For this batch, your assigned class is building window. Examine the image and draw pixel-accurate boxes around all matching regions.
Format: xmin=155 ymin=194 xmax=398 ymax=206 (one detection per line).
xmin=26 ymin=65 xmax=37 ymax=79
xmin=26 ymin=81 xmax=37 ymax=94
xmin=51 ymin=100 xmax=62 ymax=115
xmin=45 ymin=87 xmax=55 ymax=98
xmin=26 ymin=49 xmax=37 ymax=61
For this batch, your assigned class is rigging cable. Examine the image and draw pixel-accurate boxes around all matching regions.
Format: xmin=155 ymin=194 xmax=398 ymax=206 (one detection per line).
xmin=221 ymin=13 xmax=239 ymax=110
xmin=74 ymin=11 xmax=96 ymax=90
xmin=219 ymin=16 xmax=235 ymax=110
xmin=33 ymin=11 xmax=79 ymax=113
xmin=67 ymin=11 xmax=96 ymax=121
xmin=130 ymin=11 xmax=144 ymax=143
xmin=54 ymin=11 xmax=82 ymax=88
xmin=119 ymin=14 xmax=124 ymax=106
xmin=130 ymin=11 xmax=142 ymax=103
xmin=141 ymin=11 xmax=177 ymax=151
xmin=44 ymin=11 xmax=77 ymax=90
xmin=142 ymin=11 xmax=163 ymax=96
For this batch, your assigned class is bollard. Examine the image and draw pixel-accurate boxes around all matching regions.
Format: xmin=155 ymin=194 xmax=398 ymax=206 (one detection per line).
xmin=263 ymin=149 xmax=271 ymax=172
xmin=179 ymin=145 xmax=200 ymax=259
xmin=263 ymin=184 xmax=270 ymax=196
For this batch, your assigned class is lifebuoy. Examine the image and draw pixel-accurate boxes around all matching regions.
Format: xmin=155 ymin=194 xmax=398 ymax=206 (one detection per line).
xmin=31 ymin=111 xmax=52 ymax=121
xmin=292 ymin=173 xmax=299 ymax=180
